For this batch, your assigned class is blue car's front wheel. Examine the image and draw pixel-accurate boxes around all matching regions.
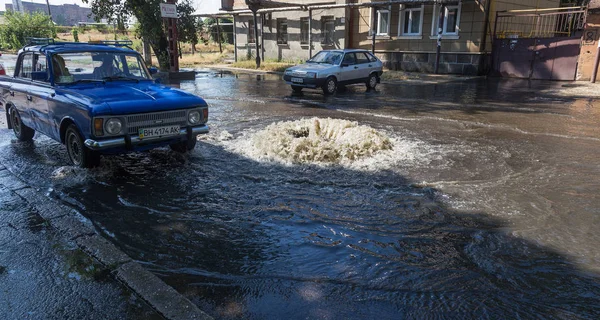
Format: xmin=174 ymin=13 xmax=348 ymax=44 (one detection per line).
xmin=170 ymin=135 xmax=197 ymax=153
xmin=65 ymin=125 xmax=99 ymax=168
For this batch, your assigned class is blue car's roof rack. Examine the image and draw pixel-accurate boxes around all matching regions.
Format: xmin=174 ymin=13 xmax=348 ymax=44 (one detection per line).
xmin=25 ymin=37 xmax=55 ymax=46
xmin=88 ymin=40 xmax=134 ymax=47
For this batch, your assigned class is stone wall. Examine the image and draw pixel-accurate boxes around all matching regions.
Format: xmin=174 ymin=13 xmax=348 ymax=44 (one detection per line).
xmin=376 ymin=51 xmax=490 ymax=75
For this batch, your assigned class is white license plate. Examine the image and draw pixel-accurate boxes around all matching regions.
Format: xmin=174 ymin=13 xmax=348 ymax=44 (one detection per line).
xmin=291 ymin=77 xmax=304 ymax=83
xmin=139 ymin=125 xmax=180 ymax=139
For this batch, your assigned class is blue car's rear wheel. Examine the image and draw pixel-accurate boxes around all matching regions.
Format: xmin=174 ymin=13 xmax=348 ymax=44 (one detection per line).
xmin=9 ymin=107 xmax=35 ymax=141
xmin=65 ymin=125 xmax=99 ymax=168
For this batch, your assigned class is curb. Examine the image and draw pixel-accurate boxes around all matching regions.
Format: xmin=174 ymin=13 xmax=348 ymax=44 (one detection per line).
xmin=198 ymin=65 xmax=483 ymax=84
xmin=0 ymin=166 xmax=213 ymax=320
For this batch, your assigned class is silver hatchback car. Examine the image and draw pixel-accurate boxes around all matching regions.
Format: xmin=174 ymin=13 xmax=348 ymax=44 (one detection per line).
xmin=283 ymin=49 xmax=383 ymax=95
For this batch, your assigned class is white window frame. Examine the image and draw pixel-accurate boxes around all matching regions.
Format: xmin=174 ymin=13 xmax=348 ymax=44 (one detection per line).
xmin=376 ymin=9 xmax=391 ymax=36
xmin=430 ymin=4 xmax=462 ymax=38
xmin=398 ymin=4 xmax=424 ymax=36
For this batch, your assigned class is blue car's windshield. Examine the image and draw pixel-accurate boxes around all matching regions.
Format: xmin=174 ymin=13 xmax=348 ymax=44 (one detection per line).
xmin=52 ymin=52 xmax=151 ymax=84
xmin=308 ymin=51 xmax=343 ymax=65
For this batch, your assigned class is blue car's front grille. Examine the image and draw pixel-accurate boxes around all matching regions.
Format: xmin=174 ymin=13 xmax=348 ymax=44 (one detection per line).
xmin=126 ymin=110 xmax=188 ymax=135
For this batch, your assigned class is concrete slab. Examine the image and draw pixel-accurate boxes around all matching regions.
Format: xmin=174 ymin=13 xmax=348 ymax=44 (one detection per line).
xmin=0 ymin=169 xmax=28 ymax=191
xmin=75 ymin=234 xmax=131 ymax=268
xmin=115 ymin=262 xmax=213 ymax=320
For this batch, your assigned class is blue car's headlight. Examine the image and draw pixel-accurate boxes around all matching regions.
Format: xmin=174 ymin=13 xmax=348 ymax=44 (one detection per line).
xmin=105 ymin=118 xmax=122 ymax=135
xmin=188 ymin=110 xmax=201 ymax=124
xmin=306 ymin=72 xmax=317 ymax=78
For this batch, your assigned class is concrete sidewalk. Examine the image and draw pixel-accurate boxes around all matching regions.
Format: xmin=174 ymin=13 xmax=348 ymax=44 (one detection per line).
xmin=0 ymin=167 xmax=163 ymax=320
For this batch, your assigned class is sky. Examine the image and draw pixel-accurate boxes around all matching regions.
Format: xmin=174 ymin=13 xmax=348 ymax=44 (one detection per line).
xmin=2 ymin=0 xmax=222 ymax=11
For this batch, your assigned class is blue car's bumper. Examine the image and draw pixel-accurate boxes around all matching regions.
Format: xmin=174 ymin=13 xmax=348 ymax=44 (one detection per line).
xmin=84 ymin=125 xmax=209 ymax=151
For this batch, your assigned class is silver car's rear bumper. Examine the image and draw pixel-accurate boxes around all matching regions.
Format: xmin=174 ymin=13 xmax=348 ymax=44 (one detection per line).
xmin=84 ymin=125 xmax=209 ymax=150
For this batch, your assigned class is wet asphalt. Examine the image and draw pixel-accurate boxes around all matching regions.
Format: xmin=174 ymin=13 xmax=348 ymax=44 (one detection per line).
xmin=1 ymin=70 xmax=600 ymax=319
xmin=0 ymin=170 xmax=162 ymax=320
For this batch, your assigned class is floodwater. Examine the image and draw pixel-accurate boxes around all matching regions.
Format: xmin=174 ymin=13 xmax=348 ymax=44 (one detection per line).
xmin=1 ymin=71 xmax=600 ymax=319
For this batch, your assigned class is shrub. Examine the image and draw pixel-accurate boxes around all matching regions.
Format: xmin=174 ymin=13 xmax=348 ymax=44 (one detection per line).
xmin=0 ymin=10 xmax=54 ymax=49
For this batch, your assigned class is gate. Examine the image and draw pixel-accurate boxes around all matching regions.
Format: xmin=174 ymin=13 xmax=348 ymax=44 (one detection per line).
xmin=491 ymin=7 xmax=586 ymax=80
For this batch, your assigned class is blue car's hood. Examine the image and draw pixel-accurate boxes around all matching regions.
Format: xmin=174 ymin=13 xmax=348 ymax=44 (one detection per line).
xmin=58 ymin=81 xmax=206 ymax=115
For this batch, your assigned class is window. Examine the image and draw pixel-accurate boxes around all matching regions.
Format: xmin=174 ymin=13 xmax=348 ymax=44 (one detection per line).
xmin=444 ymin=6 xmax=459 ymax=34
xmin=366 ymin=52 xmax=379 ymax=62
xmin=376 ymin=9 xmax=390 ymax=35
xmin=400 ymin=5 xmax=423 ymax=35
xmin=17 ymin=53 xmax=32 ymax=79
xmin=50 ymin=52 xmax=151 ymax=84
xmin=321 ymin=16 xmax=335 ymax=45
xmin=277 ymin=18 xmax=288 ymax=45
xmin=356 ymin=52 xmax=370 ymax=64
xmin=342 ymin=53 xmax=356 ymax=65
xmin=32 ymin=54 xmax=48 ymax=82
xmin=431 ymin=4 xmax=461 ymax=36
xmin=300 ymin=17 xmax=309 ymax=45
xmin=248 ymin=19 xmax=255 ymax=44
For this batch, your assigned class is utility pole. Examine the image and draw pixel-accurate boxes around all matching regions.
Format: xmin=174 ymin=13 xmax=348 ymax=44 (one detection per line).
xmin=45 ymin=0 xmax=53 ymax=24
xmin=245 ymin=0 xmax=261 ymax=68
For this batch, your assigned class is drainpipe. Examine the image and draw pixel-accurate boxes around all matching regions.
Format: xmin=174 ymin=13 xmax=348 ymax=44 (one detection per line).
xmin=309 ymin=9 xmax=313 ymax=58
xmin=591 ymin=40 xmax=600 ymax=83
xmin=435 ymin=4 xmax=445 ymax=74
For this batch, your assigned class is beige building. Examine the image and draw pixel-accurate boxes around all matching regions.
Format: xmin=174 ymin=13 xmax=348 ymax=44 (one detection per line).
xmin=221 ymin=0 xmax=562 ymax=75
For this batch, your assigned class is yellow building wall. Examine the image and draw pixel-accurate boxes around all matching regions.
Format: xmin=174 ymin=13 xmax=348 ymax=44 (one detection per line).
xmin=351 ymin=0 xmax=561 ymax=54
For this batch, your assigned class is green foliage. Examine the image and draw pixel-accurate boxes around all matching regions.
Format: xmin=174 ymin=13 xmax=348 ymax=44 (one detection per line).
xmin=93 ymin=24 xmax=108 ymax=33
xmin=177 ymin=0 xmax=198 ymax=46
xmin=72 ymin=29 xmax=79 ymax=42
xmin=0 ymin=10 xmax=55 ymax=50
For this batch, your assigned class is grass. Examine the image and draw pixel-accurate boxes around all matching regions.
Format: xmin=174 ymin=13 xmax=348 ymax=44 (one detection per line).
xmin=179 ymin=51 xmax=229 ymax=67
xmin=230 ymin=59 xmax=299 ymax=72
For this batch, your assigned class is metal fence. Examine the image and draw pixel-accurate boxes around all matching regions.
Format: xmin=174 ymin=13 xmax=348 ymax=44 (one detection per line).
xmin=494 ymin=7 xmax=586 ymax=39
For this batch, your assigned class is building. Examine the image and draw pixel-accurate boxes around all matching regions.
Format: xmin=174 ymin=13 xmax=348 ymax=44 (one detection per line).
xmin=5 ymin=2 xmax=95 ymax=26
xmin=216 ymin=0 xmax=580 ymax=76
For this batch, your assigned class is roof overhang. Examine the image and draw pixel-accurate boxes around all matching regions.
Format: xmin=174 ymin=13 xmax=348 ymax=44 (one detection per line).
xmin=193 ymin=0 xmax=460 ymax=17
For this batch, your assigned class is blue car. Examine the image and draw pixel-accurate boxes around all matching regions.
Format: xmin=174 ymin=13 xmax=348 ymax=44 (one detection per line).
xmin=0 ymin=39 xmax=209 ymax=167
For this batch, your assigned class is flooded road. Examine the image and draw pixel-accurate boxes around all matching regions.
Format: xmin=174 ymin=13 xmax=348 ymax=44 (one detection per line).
xmin=1 ymin=71 xmax=600 ymax=318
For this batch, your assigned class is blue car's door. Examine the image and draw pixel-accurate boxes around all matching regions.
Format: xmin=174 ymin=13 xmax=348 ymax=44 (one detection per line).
xmin=28 ymin=53 xmax=54 ymax=136
xmin=10 ymin=53 xmax=36 ymax=129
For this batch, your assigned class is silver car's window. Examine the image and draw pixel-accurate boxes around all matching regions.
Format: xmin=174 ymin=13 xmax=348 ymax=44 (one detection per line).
xmin=342 ymin=53 xmax=356 ymax=65
xmin=366 ymin=52 xmax=379 ymax=62
xmin=52 ymin=52 xmax=151 ymax=84
xmin=309 ymin=51 xmax=342 ymax=65
xmin=356 ymin=52 xmax=370 ymax=64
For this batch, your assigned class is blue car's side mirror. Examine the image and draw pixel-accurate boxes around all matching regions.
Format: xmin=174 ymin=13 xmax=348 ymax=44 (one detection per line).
xmin=149 ymin=67 xmax=158 ymax=75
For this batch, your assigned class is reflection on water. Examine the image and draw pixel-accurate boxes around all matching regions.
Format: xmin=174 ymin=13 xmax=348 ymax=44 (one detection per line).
xmin=1 ymin=71 xmax=600 ymax=318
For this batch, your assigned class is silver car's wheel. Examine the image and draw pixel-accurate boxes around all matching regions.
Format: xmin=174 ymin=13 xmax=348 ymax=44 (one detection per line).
xmin=367 ymin=73 xmax=378 ymax=90
xmin=322 ymin=77 xmax=337 ymax=95
xmin=10 ymin=107 xmax=35 ymax=141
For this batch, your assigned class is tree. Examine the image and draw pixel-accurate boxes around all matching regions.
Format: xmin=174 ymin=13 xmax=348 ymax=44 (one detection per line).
xmin=0 ymin=10 xmax=55 ymax=50
xmin=177 ymin=0 xmax=199 ymax=55
xmin=83 ymin=0 xmax=196 ymax=71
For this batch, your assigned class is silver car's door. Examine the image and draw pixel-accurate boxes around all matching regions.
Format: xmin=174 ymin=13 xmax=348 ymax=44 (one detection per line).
xmin=355 ymin=52 xmax=374 ymax=80
xmin=339 ymin=53 xmax=360 ymax=82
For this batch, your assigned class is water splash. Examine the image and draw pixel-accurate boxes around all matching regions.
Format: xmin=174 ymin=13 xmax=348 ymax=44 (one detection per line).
xmin=222 ymin=118 xmax=429 ymax=171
